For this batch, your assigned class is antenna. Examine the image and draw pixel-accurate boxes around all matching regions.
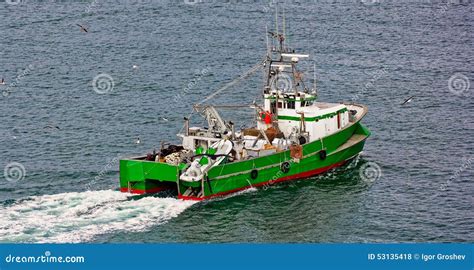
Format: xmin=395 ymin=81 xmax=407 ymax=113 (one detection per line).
xmin=264 ymin=24 xmax=270 ymax=91
xmin=313 ymin=63 xmax=317 ymax=96
xmin=275 ymin=4 xmax=279 ymax=35
xmin=287 ymin=19 xmax=290 ymax=51
xmin=265 ymin=24 xmax=270 ymax=56
xmin=282 ymin=7 xmax=286 ymax=51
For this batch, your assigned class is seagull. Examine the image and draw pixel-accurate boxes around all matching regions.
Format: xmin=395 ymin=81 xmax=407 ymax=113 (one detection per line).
xmin=1 ymin=78 xmax=5 ymax=85
xmin=43 ymin=124 xmax=60 ymax=130
xmin=132 ymin=65 xmax=139 ymax=70
xmin=268 ymin=31 xmax=285 ymax=42
xmin=76 ymin=24 xmax=88 ymax=33
xmin=136 ymin=137 xmax=141 ymax=144
xmin=401 ymin=96 xmax=414 ymax=105
xmin=162 ymin=117 xmax=169 ymax=122
xmin=268 ymin=31 xmax=278 ymax=38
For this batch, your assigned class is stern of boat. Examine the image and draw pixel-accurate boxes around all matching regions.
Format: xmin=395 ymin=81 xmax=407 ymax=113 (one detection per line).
xmin=119 ymin=158 xmax=181 ymax=194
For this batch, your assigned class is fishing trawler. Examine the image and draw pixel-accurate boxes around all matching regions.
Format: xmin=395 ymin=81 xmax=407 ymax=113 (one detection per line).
xmin=118 ymin=23 xmax=370 ymax=201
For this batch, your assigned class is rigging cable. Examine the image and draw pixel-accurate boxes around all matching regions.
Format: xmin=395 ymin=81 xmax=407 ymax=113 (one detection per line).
xmin=178 ymin=58 xmax=266 ymax=134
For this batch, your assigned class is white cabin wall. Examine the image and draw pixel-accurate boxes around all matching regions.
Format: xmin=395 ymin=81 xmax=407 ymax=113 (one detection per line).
xmin=308 ymin=121 xmax=324 ymax=141
xmin=182 ymin=137 xmax=195 ymax=150
xmin=261 ymin=95 xmax=350 ymax=142
xmin=308 ymin=110 xmax=349 ymax=141
xmin=342 ymin=111 xmax=349 ymax=128
xmin=264 ymin=98 xmax=271 ymax=111
xmin=328 ymin=115 xmax=338 ymax=134
xmin=277 ymin=119 xmax=299 ymax=137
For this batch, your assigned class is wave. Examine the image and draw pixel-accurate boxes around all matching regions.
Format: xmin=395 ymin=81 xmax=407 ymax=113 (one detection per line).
xmin=0 ymin=190 xmax=196 ymax=243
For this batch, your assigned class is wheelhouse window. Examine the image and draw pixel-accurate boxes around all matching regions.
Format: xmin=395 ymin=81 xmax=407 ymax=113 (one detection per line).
xmin=286 ymin=100 xmax=295 ymax=109
xmin=300 ymin=100 xmax=313 ymax=107
xmin=270 ymin=101 xmax=276 ymax=114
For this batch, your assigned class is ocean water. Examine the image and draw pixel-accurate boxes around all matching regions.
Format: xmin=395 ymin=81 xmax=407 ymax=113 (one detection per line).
xmin=0 ymin=0 xmax=472 ymax=243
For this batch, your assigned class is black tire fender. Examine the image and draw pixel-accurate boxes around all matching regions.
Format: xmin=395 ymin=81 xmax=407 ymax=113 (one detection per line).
xmin=319 ymin=150 xmax=327 ymax=160
xmin=298 ymin=136 xmax=307 ymax=145
xmin=281 ymin=162 xmax=291 ymax=173
xmin=250 ymin=169 xmax=259 ymax=179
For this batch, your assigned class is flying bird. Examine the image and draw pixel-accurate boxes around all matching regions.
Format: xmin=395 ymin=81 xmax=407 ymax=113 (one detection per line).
xmin=76 ymin=24 xmax=88 ymax=33
xmin=162 ymin=117 xmax=169 ymax=122
xmin=43 ymin=124 xmax=60 ymax=130
xmin=401 ymin=96 xmax=414 ymax=105
xmin=268 ymin=31 xmax=285 ymax=41
xmin=268 ymin=31 xmax=278 ymax=38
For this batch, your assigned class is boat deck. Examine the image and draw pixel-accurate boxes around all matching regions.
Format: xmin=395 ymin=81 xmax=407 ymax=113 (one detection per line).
xmin=314 ymin=102 xmax=342 ymax=109
xmin=331 ymin=134 xmax=367 ymax=158
xmin=345 ymin=103 xmax=368 ymax=122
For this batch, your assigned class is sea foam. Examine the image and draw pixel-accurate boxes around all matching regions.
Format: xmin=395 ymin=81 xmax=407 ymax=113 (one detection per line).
xmin=0 ymin=190 xmax=196 ymax=243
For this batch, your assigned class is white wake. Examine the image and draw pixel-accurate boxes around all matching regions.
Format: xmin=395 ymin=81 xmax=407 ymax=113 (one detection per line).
xmin=0 ymin=190 xmax=196 ymax=243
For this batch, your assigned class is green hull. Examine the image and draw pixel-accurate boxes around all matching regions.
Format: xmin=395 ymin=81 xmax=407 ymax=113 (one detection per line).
xmin=119 ymin=121 xmax=370 ymax=200
xmin=119 ymin=159 xmax=180 ymax=194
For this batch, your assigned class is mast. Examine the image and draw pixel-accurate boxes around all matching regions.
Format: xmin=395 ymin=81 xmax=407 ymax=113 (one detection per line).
xmin=275 ymin=4 xmax=278 ymax=38
xmin=313 ymin=63 xmax=318 ymax=96
xmin=262 ymin=6 xmax=314 ymax=119
xmin=265 ymin=24 xmax=270 ymax=56
xmin=282 ymin=7 xmax=286 ymax=52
